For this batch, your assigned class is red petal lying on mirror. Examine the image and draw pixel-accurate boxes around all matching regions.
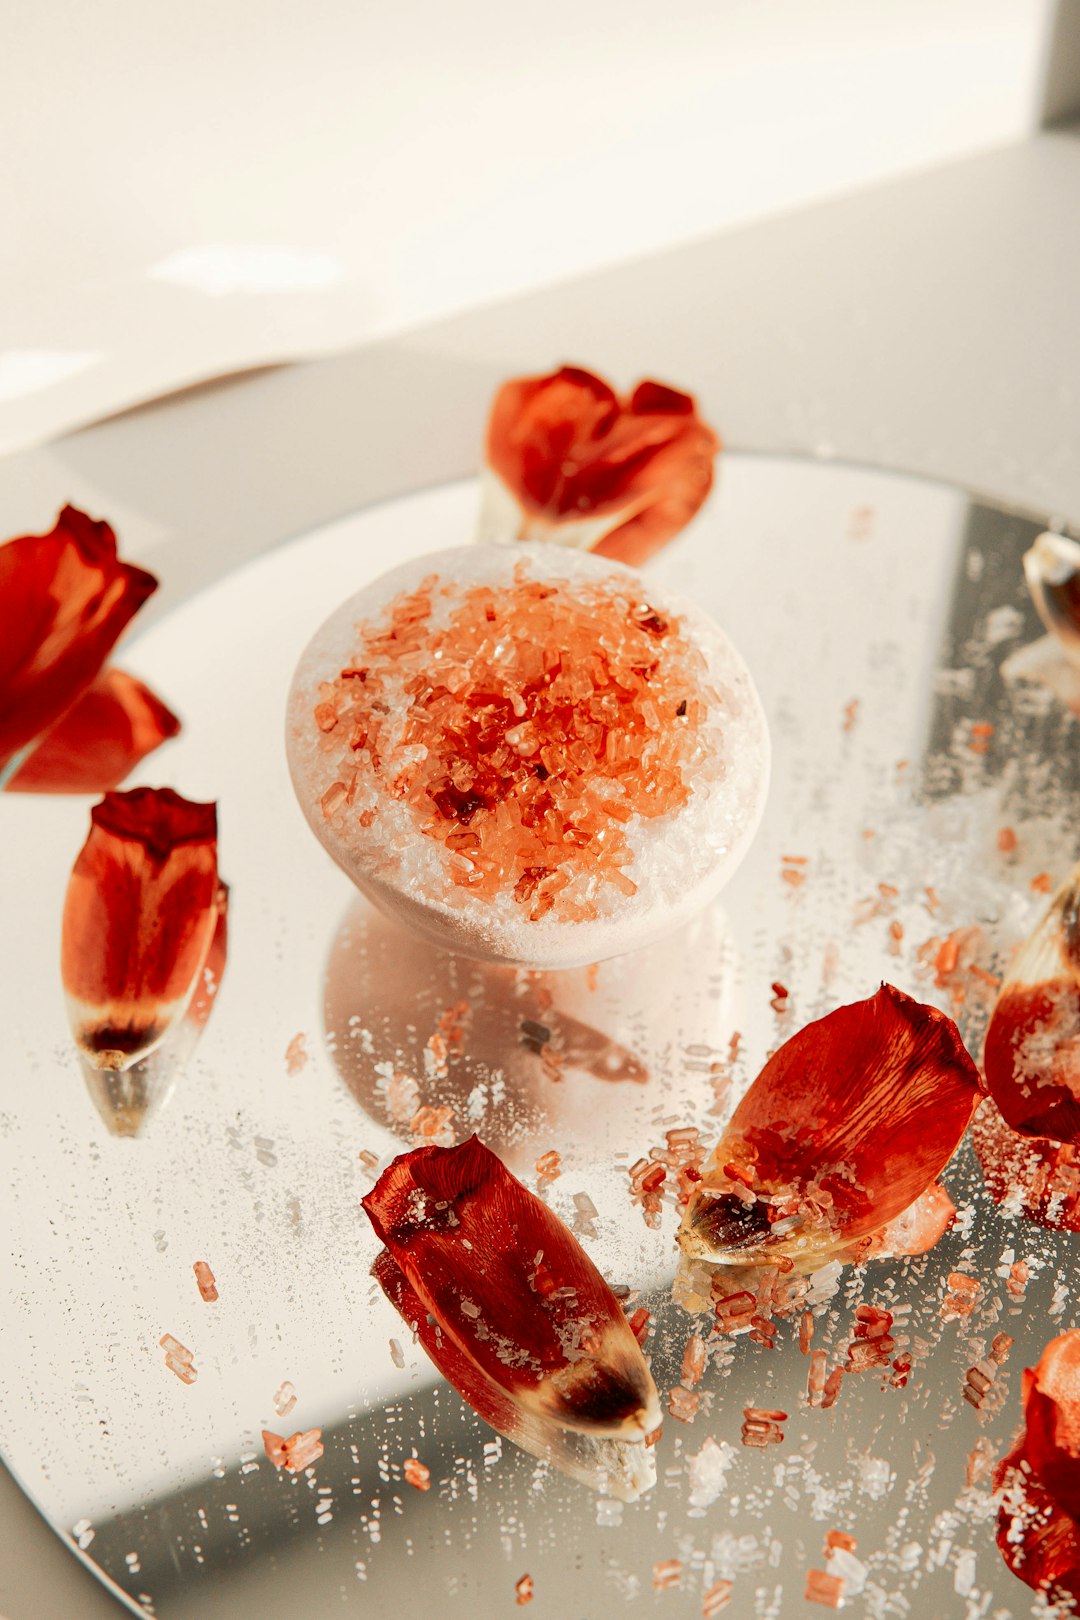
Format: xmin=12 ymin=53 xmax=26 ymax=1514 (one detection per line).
xmin=480 ymin=366 xmax=720 ymax=566
xmin=678 ymin=985 xmax=982 ymax=1273
xmin=6 ymin=667 xmax=179 ymax=793
xmin=61 ymin=790 xmax=225 ymax=1133
xmin=997 ymin=1332 xmax=1080 ymax=1606
xmin=363 ymin=1138 xmax=660 ymax=1482
xmin=372 ymin=1248 xmax=656 ymax=1501
xmin=0 ymin=506 xmax=158 ymax=776
xmin=983 ymin=867 xmax=1080 ymax=1144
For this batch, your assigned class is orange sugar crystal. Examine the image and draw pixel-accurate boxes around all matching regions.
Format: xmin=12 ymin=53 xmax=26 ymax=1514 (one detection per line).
xmin=193 ymin=1261 xmax=218 ymax=1302
xmin=515 ymin=1574 xmax=534 ymax=1606
xmin=306 ymin=568 xmax=720 ymax=923
xmin=263 ymin=1427 xmax=324 ymax=1472
xmin=702 ymin=1580 xmax=734 ymax=1616
xmin=403 ymin=1457 xmax=431 ymax=1491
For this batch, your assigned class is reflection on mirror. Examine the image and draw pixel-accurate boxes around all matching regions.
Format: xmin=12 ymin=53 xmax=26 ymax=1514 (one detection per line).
xmin=4 ymin=453 xmax=1080 ymax=1618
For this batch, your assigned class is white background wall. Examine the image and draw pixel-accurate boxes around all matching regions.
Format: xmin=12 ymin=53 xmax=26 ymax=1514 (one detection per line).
xmin=0 ymin=0 xmax=1057 ymax=449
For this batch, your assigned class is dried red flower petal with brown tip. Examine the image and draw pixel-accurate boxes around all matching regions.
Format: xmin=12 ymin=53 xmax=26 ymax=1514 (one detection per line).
xmin=679 ymin=985 xmax=981 ymax=1271
xmin=0 ymin=506 xmax=158 ymax=777
xmin=480 ymin=365 xmax=720 ymax=566
xmin=363 ymin=1137 xmax=660 ymax=1441
xmin=6 ymin=667 xmax=180 ymax=793
xmin=371 ymin=1243 xmax=656 ymax=1502
xmin=997 ymin=1331 xmax=1080 ymax=1604
xmin=61 ymin=789 xmax=225 ymax=1133
xmin=983 ymin=867 xmax=1080 ymax=1144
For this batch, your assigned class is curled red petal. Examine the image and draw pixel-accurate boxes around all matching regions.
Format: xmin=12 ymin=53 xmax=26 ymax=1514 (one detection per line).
xmin=482 ymin=365 xmax=720 ymax=565
xmin=61 ymin=788 xmax=220 ymax=1067
xmin=0 ymin=506 xmax=157 ymax=774
xmin=362 ymin=1137 xmax=659 ymax=1440
xmin=996 ymin=1438 xmax=1080 ymax=1606
xmin=6 ymin=667 xmax=180 ymax=794
xmin=983 ymin=868 xmax=1080 ymax=1143
xmin=679 ymin=985 xmax=981 ymax=1266
xmin=1022 ymin=1332 xmax=1080 ymax=1524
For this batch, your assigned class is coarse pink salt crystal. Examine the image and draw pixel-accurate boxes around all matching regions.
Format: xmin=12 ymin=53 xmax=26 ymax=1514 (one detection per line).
xmin=681 ymin=1334 xmax=707 ymax=1387
xmin=805 ymin=1569 xmax=844 ymax=1608
xmin=941 ymin=1272 xmax=981 ymax=1321
xmin=285 ymin=1032 xmax=308 ymax=1075
xmin=821 ymin=1369 xmax=844 ymax=1410
xmin=807 ymin=1349 xmax=828 ymax=1408
xmin=160 ymin=1334 xmax=196 ymax=1384
xmin=403 ymin=1457 xmax=431 ymax=1491
xmin=193 ymin=1261 xmax=217 ymax=1302
xmin=273 ymin=1380 xmax=297 ymax=1418
xmin=409 ymin=1104 xmax=455 ymax=1146
xmin=653 ymin=1559 xmax=682 ymax=1591
xmin=826 ymin=1530 xmax=858 ymax=1554
xmin=286 ymin=546 xmax=770 ymax=971
xmin=702 ymin=1580 xmax=734 ymax=1616
xmin=263 ymin=1427 xmax=323 ymax=1473
xmin=515 ymin=1574 xmax=534 ymax=1606
xmin=628 ymin=1307 xmax=652 ymax=1346
xmin=357 ymin=1149 xmax=379 ymax=1173
xmin=741 ymin=1406 xmax=786 ymax=1447
xmin=714 ymin=1290 xmax=757 ymax=1335
xmin=668 ymin=1386 xmax=701 ymax=1423
xmin=535 ymin=1150 xmax=561 ymax=1184
xmin=1007 ymin=1261 xmax=1030 ymax=1298
xmin=800 ymin=1311 xmax=814 ymax=1354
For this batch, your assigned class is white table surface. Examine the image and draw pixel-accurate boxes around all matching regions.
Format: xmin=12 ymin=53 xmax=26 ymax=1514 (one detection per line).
xmin=2 ymin=120 xmax=1080 ymax=1619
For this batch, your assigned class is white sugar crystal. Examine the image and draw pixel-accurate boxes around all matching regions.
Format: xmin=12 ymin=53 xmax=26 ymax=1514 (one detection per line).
xmin=688 ymin=1437 xmax=737 ymax=1508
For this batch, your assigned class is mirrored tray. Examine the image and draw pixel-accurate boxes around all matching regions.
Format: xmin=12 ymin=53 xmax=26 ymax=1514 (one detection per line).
xmin=3 ymin=452 xmax=1078 ymax=1618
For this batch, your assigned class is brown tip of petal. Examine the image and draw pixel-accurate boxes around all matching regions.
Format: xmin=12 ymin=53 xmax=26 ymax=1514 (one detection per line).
xmin=91 ymin=787 xmax=217 ymax=860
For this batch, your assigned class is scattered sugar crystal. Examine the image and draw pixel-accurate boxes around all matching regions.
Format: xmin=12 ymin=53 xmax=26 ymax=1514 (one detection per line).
xmin=389 ymin=1339 xmax=405 ymax=1369
xmin=702 ymin=1579 xmax=733 ymax=1616
xmin=941 ymin=1273 xmax=980 ymax=1321
xmin=953 ymin=1549 xmax=976 ymax=1597
xmin=263 ymin=1427 xmax=324 ymax=1472
xmin=193 ymin=1261 xmax=218 ymax=1302
xmin=653 ymin=1559 xmax=682 ymax=1591
xmin=688 ymin=1438 xmax=736 ymax=1508
xmin=273 ymin=1380 xmax=296 ymax=1418
xmin=857 ymin=1456 xmax=891 ymax=1499
xmin=159 ymin=1334 xmax=196 ymax=1384
xmin=681 ymin=1334 xmax=707 ymax=1387
xmin=596 ymin=1498 xmax=624 ymax=1528
xmin=409 ymin=1104 xmax=455 ymax=1146
xmin=285 ymin=1032 xmax=308 ymax=1074
xmin=403 ymin=1457 xmax=430 ymax=1491
xmin=669 ymin=1386 xmax=701 ymax=1423
xmin=805 ymin=1570 xmax=844 ymax=1608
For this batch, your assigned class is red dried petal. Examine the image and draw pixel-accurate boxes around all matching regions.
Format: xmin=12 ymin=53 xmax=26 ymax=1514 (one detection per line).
xmin=0 ymin=506 xmax=157 ymax=774
xmin=982 ymin=868 xmax=1080 ymax=1143
xmin=997 ymin=1451 xmax=1080 ymax=1606
xmin=1022 ymin=1333 xmax=1080 ymax=1523
xmin=680 ymin=985 xmax=981 ymax=1265
xmin=372 ymin=1247 xmax=656 ymax=1501
xmin=484 ymin=366 xmax=719 ymax=565
xmin=362 ymin=1137 xmax=659 ymax=1440
xmin=62 ymin=788 xmax=220 ymax=1065
xmin=997 ymin=1340 xmax=1080 ymax=1607
xmin=6 ymin=667 xmax=179 ymax=793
